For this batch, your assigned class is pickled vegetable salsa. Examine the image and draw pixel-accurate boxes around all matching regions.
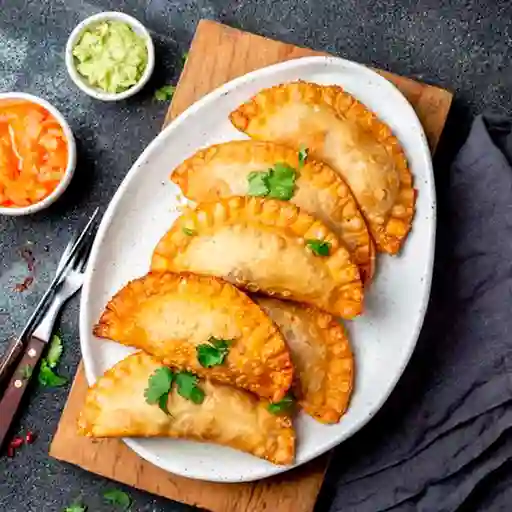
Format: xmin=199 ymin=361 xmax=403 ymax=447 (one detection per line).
xmin=0 ymin=99 xmax=68 ymax=208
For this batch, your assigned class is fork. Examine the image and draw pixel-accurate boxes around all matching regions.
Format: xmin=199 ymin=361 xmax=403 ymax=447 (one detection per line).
xmin=0 ymin=208 xmax=99 ymax=388
xmin=0 ymin=221 xmax=96 ymax=450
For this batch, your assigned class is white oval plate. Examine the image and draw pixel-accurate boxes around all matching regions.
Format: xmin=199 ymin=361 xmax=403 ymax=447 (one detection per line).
xmin=80 ymin=56 xmax=435 ymax=483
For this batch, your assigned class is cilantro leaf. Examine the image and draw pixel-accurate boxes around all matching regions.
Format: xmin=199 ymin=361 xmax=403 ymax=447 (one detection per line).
xmin=182 ymin=227 xmax=196 ymax=236
xmin=305 ymin=239 xmax=331 ymax=256
xmin=182 ymin=51 xmax=189 ymax=66
xmin=154 ymin=84 xmax=176 ymax=102
xmin=247 ymin=163 xmax=297 ymax=201
xmin=247 ymin=171 xmax=270 ymax=197
xmin=103 ymin=489 xmax=131 ymax=510
xmin=197 ymin=337 xmax=231 ymax=368
xmin=298 ymin=146 xmax=308 ymax=168
xmin=38 ymin=360 xmax=67 ymax=387
xmin=144 ymin=367 xmax=174 ymax=404
xmin=268 ymin=392 xmax=295 ymax=415
xmin=188 ymin=386 xmax=205 ymax=404
xmin=158 ymin=392 xmax=171 ymax=415
xmin=20 ymin=364 xmax=33 ymax=380
xmin=46 ymin=334 xmax=63 ymax=368
xmin=175 ymin=371 xmax=205 ymax=404
xmin=64 ymin=503 xmax=87 ymax=512
xmin=267 ymin=163 xmax=297 ymax=200
xmin=37 ymin=334 xmax=66 ymax=387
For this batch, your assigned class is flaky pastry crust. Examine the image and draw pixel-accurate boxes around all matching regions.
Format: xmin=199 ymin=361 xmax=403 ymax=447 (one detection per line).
xmin=172 ymin=140 xmax=374 ymax=283
xmin=78 ymin=352 xmax=295 ymax=465
xmin=93 ymin=272 xmax=293 ymax=402
xmin=229 ymin=81 xmax=416 ymax=254
xmin=151 ymin=196 xmax=363 ymax=318
xmin=255 ymin=297 xmax=354 ymax=423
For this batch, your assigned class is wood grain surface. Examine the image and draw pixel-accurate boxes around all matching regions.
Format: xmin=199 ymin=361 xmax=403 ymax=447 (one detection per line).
xmin=50 ymin=19 xmax=453 ymax=512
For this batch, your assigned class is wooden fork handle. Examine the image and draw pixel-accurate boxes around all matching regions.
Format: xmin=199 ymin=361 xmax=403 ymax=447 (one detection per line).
xmin=0 ymin=335 xmax=46 ymax=451
xmin=0 ymin=337 xmax=25 ymax=388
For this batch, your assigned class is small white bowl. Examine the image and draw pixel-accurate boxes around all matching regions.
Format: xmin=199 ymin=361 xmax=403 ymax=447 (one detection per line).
xmin=65 ymin=11 xmax=155 ymax=101
xmin=0 ymin=92 xmax=77 ymax=216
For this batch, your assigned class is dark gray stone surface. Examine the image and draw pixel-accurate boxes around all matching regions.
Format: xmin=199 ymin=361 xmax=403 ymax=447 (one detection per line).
xmin=0 ymin=1 xmax=510 ymax=511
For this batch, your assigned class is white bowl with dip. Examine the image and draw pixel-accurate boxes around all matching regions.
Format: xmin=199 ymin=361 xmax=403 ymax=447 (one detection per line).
xmin=0 ymin=92 xmax=77 ymax=216
xmin=65 ymin=11 xmax=155 ymax=101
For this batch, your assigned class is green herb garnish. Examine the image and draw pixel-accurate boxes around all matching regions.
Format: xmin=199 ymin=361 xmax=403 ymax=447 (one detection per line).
xmin=158 ymin=393 xmax=170 ymax=415
xmin=305 ymin=239 xmax=331 ymax=256
xmin=20 ymin=364 xmax=33 ymax=380
xmin=154 ymin=84 xmax=176 ymax=102
xmin=38 ymin=335 xmax=67 ymax=387
xmin=46 ymin=334 xmax=63 ymax=368
xmin=267 ymin=392 xmax=295 ymax=415
xmin=145 ymin=367 xmax=205 ymax=410
xmin=197 ymin=337 xmax=232 ymax=368
xmin=182 ymin=227 xmax=196 ymax=236
xmin=38 ymin=360 xmax=67 ymax=387
xmin=144 ymin=366 xmax=174 ymax=414
xmin=64 ymin=503 xmax=87 ymax=512
xmin=175 ymin=371 xmax=205 ymax=404
xmin=247 ymin=171 xmax=270 ymax=197
xmin=298 ymin=146 xmax=308 ymax=168
xmin=182 ymin=51 xmax=189 ymax=66
xmin=247 ymin=163 xmax=297 ymax=200
xmin=103 ymin=489 xmax=131 ymax=510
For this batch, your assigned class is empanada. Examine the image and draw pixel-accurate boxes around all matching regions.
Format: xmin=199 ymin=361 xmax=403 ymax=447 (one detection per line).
xmin=151 ymin=196 xmax=363 ymax=318
xmin=229 ymin=81 xmax=416 ymax=254
xmin=255 ymin=297 xmax=354 ymax=423
xmin=171 ymin=140 xmax=374 ymax=283
xmin=78 ymin=352 xmax=295 ymax=465
xmin=93 ymin=272 xmax=293 ymax=402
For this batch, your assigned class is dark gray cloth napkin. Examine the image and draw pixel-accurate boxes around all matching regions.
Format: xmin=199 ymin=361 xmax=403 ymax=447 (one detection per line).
xmin=320 ymin=115 xmax=512 ymax=512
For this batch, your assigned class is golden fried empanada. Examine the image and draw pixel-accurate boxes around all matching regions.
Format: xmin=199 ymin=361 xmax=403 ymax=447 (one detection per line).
xmin=93 ymin=272 xmax=293 ymax=402
xmin=229 ymin=81 xmax=416 ymax=254
xmin=151 ymin=196 xmax=363 ymax=318
xmin=78 ymin=352 xmax=295 ymax=465
xmin=255 ymin=297 xmax=354 ymax=423
xmin=172 ymin=140 xmax=374 ymax=283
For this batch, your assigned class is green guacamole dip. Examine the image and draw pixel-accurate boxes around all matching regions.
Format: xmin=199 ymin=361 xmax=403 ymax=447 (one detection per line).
xmin=72 ymin=20 xmax=148 ymax=94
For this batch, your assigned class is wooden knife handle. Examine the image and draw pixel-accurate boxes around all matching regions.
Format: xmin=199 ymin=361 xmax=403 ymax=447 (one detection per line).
xmin=0 ymin=335 xmax=46 ymax=451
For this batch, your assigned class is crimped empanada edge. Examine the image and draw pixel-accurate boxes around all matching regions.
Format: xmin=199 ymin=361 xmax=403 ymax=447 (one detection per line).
xmin=77 ymin=352 xmax=295 ymax=465
xmin=92 ymin=271 xmax=294 ymax=401
xmin=170 ymin=140 xmax=375 ymax=284
xmin=151 ymin=196 xmax=364 ymax=318
xmin=229 ymin=80 xmax=416 ymax=255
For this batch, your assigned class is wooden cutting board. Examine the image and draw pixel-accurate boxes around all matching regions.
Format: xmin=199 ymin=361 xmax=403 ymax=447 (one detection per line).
xmin=49 ymin=19 xmax=453 ymax=512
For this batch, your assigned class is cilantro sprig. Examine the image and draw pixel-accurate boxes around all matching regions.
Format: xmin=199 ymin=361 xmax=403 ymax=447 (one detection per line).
xmin=103 ymin=489 xmax=131 ymax=510
xmin=305 ymin=239 xmax=331 ymax=256
xmin=64 ymin=503 xmax=87 ymax=512
xmin=175 ymin=372 xmax=205 ymax=404
xmin=144 ymin=367 xmax=205 ymax=413
xmin=20 ymin=364 xmax=33 ymax=380
xmin=154 ymin=84 xmax=176 ymax=102
xmin=38 ymin=360 xmax=67 ymax=387
xmin=38 ymin=334 xmax=67 ymax=387
xmin=196 ymin=337 xmax=232 ymax=368
xmin=144 ymin=367 xmax=174 ymax=409
xmin=182 ymin=227 xmax=196 ymax=236
xmin=268 ymin=392 xmax=295 ymax=415
xmin=247 ymin=162 xmax=297 ymax=200
xmin=46 ymin=334 xmax=63 ymax=366
xmin=298 ymin=146 xmax=308 ymax=168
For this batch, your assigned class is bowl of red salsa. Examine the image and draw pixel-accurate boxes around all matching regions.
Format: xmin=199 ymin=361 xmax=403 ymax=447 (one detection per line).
xmin=0 ymin=92 xmax=76 ymax=215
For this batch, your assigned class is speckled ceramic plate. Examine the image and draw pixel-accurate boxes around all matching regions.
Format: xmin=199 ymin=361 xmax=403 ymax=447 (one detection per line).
xmin=80 ymin=56 xmax=435 ymax=483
